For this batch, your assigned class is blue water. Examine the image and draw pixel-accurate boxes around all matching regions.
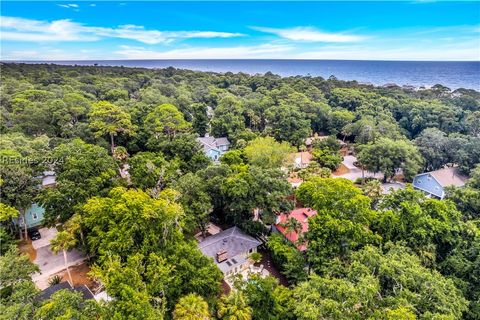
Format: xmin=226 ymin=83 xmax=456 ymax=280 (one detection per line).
xmin=21 ymin=60 xmax=480 ymax=90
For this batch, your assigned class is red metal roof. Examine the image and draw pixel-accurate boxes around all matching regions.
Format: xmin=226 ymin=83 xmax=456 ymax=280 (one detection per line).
xmin=274 ymin=207 xmax=317 ymax=251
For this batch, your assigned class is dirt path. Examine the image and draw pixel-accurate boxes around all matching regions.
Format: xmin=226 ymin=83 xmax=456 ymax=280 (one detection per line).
xmin=18 ymin=239 xmax=37 ymax=262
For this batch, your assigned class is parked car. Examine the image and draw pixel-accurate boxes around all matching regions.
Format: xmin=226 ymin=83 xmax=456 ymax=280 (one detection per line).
xmin=28 ymin=228 xmax=41 ymax=240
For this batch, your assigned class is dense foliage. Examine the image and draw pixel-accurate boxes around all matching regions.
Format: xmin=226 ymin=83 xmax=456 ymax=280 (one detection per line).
xmin=1 ymin=63 xmax=479 ymax=319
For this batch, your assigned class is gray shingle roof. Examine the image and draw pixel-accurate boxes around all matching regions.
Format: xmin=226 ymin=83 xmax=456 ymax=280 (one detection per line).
xmin=197 ymin=136 xmax=230 ymax=152
xmin=198 ymin=226 xmax=261 ymax=261
xmin=36 ymin=282 xmax=94 ymax=302
xmin=215 ymin=137 xmax=230 ymax=146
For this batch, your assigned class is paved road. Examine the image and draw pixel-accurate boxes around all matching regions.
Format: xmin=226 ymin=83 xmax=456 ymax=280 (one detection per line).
xmin=31 ymin=227 xmax=86 ymax=289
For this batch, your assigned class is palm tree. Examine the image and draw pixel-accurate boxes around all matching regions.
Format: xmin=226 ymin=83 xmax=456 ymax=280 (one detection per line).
xmin=173 ymin=293 xmax=210 ymax=320
xmin=361 ymin=179 xmax=383 ymax=208
xmin=282 ymin=217 xmax=303 ymax=239
xmin=217 ymin=291 xmax=252 ymax=320
xmin=50 ymin=230 xmax=77 ymax=286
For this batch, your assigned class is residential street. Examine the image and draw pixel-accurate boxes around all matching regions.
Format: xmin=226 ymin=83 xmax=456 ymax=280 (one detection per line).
xmin=31 ymin=228 xmax=87 ymax=289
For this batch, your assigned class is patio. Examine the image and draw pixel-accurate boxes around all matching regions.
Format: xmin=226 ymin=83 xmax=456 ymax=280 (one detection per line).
xmin=224 ymin=263 xmax=270 ymax=289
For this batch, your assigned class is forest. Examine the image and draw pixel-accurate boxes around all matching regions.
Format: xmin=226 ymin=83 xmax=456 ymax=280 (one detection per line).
xmin=0 ymin=62 xmax=479 ymax=320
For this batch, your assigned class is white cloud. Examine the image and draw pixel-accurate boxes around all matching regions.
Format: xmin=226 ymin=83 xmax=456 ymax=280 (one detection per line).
xmin=114 ymin=44 xmax=293 ymax=59
xmin=90 ymin=4 xmax=96 ymax=7
xmin=58 ymin=4 xmax=79 ymax=9
xmin=252 ymin=26 xmax=367 ymax=42
xmin=0 ymin=16 xmax=244 ymax=44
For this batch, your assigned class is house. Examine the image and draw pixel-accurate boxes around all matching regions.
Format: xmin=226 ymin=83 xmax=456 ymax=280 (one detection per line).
xmin=36 ymin=282 xmax=94 ymax=302
xmin=273 ymin=208 xmax=317 ymax=251
xmin=42 ymin=170 xmax=56 ymax=188
xmin=287 ymin=172 xmax=303 ymax=188
xmin=413 ymin=167 xmax=467 ymax=199
xmin=198 ymin=226 xmax=261 ymax=276
xmin=15 ymin=171 xmax=56 ymax=229
xmin=291 ymin=151 xmax=313 ymax=169
xmin=20 ymin=203 xmax=45 ymax=229
xmin=197 ymin=136 xmax=231 ymax=161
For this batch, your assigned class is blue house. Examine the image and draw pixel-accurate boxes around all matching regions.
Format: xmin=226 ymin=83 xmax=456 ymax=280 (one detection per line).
xmin=413 ymin=167 xmax=467 ymax=199
xmin=197 ymin=136 xmax=231 ymax=162
xmin=14 ymin=171 xmax=55 ymax=229
xmin=15 ymin=203 xmax=45 ymax=229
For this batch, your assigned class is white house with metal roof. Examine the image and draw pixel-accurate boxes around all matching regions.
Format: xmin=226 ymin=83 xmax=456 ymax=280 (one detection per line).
xmin=198 ymin=226 xmax=261 ymax=276
xmin=412 ymin=167 xmax=467 ymax=199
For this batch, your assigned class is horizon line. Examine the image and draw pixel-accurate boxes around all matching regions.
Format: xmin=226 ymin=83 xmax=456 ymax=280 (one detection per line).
xmin=2 ymin=59 xmax=480 ymax=63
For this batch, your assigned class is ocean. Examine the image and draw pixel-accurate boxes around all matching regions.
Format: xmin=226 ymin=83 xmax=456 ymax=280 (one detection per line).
xmin=18 ymin=60 xmax=480 ymax=90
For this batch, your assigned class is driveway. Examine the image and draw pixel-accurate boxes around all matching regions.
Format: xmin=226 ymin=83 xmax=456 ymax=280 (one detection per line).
xmin=381 ymin=182 xmax=405 ymax=194
xmin=334 ymin=156 xmax=384 ymax=181
xmin=31 ymin=227 xmax=86 ymax=289
xmin=32 ymin=227 xmax=57 ymax=249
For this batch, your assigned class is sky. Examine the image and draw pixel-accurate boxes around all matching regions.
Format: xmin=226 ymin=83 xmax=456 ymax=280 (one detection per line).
xmin=1 ymin=1 xmax=479 ymax=61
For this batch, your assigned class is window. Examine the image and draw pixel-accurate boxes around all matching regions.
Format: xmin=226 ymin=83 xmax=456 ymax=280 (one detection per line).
xmin=32 ymin=212 xmax=38 ymax=220
xmin=249 ymin=248 xmax=253 ymax=253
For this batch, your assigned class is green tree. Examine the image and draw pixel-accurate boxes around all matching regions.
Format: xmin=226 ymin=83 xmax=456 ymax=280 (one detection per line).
xmin=128 ymin=152 xmax=180 ymax=192
xmin=0 ymin=248 xmax=39 ymax=320
xmin=243 ymin=136 xmax=294 ymax=169
xmin=82 ymin=187 xmax=184 ymax=260
xmin=173 ymin=293 xmax=210 ymax=320
xmin=235 ymin=274 xmax=293 ymax=320
xmin=414 ymin=127 xmax=449 ymax=171
xmin=361 ymin=179 xmax=383 ymax=208
xmin=293 ymin=244 xmax=468 ymax=319
xmin=0 ymin=159 xmax=39 ymax=240
xmin=34 ymin=289 xmax=103 ymax=320
xmin=145 ymin=104 xmax=191 ymax=141
xmin=265 ymin=104 xmax=310 ymax=146
xmin=89 ymin=101 xmax=135 ymax=154
xmin=174 ymin=173 xmax=212 ymax=237
xmin=91 ymin=253 xmax=166 ymax=320
xmin=375 ymin=186 xmax=466 ymax=265
xmin=190 ymin=103 xmax=209 ymax=136
xmin=217 ymin=291 xmax=252 ymax=320
xmin=297 ymin=162 xmax=332 ymax=180
xmin=311 ymin=148 xmax=342 ymax=171
xmin=50 ymin=231 xmax=77 ymax=286
xmin=357 ymin=138 xmax=423 ymax=182
xmin=220 ymin=165 xmax=293 ymax=224
xmin=210 ymin=96 xmax=245 ymax=139
xmin=282 ymin=217 xmax=303 ymax=241
xmin=37 ymin=139 xmax=118 ymax=224
xmin=296 ymin=178 xmax=380 ymax=271
xmin=327 ymin=109 xmax=354 ymax=135
xmin=267 ymin=233 xmax=307 ymax=284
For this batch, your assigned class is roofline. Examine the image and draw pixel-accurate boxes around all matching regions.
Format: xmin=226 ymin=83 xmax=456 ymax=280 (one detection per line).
xmin=412 ymin=184 xmax=443 ymax=198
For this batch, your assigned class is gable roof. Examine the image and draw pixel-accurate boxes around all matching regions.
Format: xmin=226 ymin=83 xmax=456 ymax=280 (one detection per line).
xmin=37 ymin=282 xmax=71 ymax=301
xmin=275 ymin=208 xmax=317 ymax=251
xmin=198 ymin=226 xmax=261 ymax=260
xmin=429 ymin=167 xmax=467 ymax=187
xmin=37 ymin=282 xmax=94 ymax=302
xmin=413 ymin=167 xmax=467 ymax=198
xmin=215 ymin=137 xmax=231 ymax=146
xmin=197 ymin=136 xmax=230 ymax=152
xmin=294 ymin=152 xmax=312 ymax=165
